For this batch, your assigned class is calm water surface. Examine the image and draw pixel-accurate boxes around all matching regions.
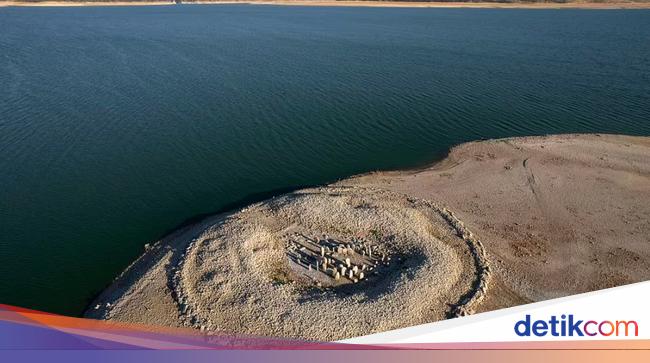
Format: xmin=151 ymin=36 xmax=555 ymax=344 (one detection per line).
xmin=1 ymin=5 xmax=649 ymax=315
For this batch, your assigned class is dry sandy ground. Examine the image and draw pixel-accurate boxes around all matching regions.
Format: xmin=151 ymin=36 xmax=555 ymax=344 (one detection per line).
xmin=345 ymin=134 xmax=650 ymax=312
xmin=86 ymin=134 xmax=650 ymax=340
xmin=3 ymin=1 xmax=650 ymax=9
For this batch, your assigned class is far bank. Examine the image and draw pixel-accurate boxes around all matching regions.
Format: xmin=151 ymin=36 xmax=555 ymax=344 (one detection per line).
xmin=3 ymin=1 xmax=650 ymax=9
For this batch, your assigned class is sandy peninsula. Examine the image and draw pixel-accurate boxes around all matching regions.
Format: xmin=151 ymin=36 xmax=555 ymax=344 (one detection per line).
xmin=85 ymin=134 xmax=650 ymax=340
xmin=3 ymin=1 xmax=650 ymax=9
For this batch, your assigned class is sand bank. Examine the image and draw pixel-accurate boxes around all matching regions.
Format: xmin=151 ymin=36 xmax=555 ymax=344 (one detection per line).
xmin=3 ymin=1 xmax=650 ymax=9
xmin=86 ymin=134 xmax=650 ymax=340
xmin=0 ymin=1 xmax=173 ymax=6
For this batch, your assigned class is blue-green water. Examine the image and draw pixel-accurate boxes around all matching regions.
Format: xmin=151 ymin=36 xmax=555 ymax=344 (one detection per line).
xmin=1 ymin=5 xmax=649 ymax=316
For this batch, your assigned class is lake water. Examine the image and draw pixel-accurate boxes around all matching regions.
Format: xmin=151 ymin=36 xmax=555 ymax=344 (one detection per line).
xmin=1 ymin=5 xmax=649 ymax=316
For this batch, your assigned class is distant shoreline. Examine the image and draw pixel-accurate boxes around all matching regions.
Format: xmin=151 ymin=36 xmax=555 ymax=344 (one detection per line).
xmin=3 ymin=1 xmax=650 ymax=9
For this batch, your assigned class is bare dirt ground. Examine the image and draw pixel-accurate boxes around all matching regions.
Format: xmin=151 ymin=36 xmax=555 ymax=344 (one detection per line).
xmin=85 ymin=134 xmax=650 ymax=340
xmin=345 ymin=134 xmax=650 ymax=313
